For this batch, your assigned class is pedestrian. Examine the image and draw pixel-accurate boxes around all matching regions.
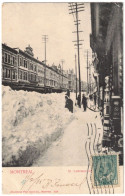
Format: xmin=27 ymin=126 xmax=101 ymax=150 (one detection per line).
xmin=65 ymin=95 xmax=73 ymax=113
xmin=77 ymin=94 xmax=81 ymax=108
xmin=66 ymin=89 xmax=70 ymax=98
xmin=75 ymin=96 xmax=78 ymax=106
xmin=82 ymin=94 xmax=87 ymax=111
xmin=94 ymin=93 xmax=96 ymax=106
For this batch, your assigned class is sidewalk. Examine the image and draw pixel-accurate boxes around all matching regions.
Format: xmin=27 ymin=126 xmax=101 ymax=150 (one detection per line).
xmin=33 ymin=105 xmax=103 ymax=166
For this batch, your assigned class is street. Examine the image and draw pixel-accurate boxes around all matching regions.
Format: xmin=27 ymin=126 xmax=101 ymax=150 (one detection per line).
xmin=33 ymin=96 xmax=103 ymax=166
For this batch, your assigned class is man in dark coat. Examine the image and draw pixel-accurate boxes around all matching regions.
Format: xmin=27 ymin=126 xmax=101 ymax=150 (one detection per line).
xmin=82 ymin=94 xmax=87 ymax=111
xmin=94 ymin=93 xmax=96 ymax=106
xmin=65 ymin=95 xmax=73 ymax=113
xmin=66 ymin=89 xmax=70 ymax=97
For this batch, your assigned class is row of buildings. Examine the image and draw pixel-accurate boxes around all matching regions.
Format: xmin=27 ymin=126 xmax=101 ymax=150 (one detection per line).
xmin=2 ymin=43 xmax=85 ymax=93
xmin=90 ymin=3 xmax=123 ymax=163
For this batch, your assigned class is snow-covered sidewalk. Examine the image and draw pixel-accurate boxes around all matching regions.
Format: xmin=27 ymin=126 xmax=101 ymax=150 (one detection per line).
xmin=33 ymin=105 xmax=103 ymax=166
xmin=2 ymin=86 xmax=73 ymax=166
xmin=2 ymin=86 xmax=103 ymax=166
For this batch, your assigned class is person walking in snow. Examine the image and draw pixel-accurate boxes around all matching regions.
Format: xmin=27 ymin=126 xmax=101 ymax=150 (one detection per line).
xmin=66 ymin=89 xmax=70 ymax=98
xmin=65 ymin=95 xmax=73 ymax=113
xmin=82 ymin=94 xmax=87 ymax=111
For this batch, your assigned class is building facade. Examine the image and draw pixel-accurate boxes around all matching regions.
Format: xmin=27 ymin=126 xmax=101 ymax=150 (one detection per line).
xmin=90 ymin=3 xmax=123 ymax=162
xmin=2 ymin=44 xmax=69 ymax=92
xmin=2 ymin=44 xmax=18 ymax=84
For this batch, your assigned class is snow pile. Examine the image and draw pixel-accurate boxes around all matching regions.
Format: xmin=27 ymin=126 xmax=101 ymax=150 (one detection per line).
xmin=2 ymin=86 xmax=73 ymax=166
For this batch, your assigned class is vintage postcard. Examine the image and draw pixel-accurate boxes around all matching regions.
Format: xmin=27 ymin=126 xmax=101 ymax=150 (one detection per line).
xmin=2 ymin=1 xmax=124 ymax=194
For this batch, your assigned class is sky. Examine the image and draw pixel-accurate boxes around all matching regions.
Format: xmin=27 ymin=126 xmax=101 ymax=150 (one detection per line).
xmin=2 ymin=3 xmax=92 ymax=82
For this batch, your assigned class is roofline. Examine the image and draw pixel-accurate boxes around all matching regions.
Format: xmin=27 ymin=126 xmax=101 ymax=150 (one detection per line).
xmin=2 ymin=43 xmax=18 ymax=54
xmin=2 ymin=43 xmax=68 ymax=78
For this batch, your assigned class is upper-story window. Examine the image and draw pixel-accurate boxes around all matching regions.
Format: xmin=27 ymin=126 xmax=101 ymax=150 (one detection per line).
xmin=8 ymin=55 xmax=10 ymax=64
xmin=34 ymin=65 xmax=37 ymax=72
xmin=5 ymin=53 xmax=7 ymax=63
xmin=24 ymin=60 xmax=27 ymax=68
xmin=25 ymin=61 xmax=27 ymax=68
xmin=30 ymin=63 xmax=33 ymax=70
xmin=24 ymin=59 xmax=25 ymax=67
xmin=19 ymin=58 xmax=22 ymax=66
xmin=12 ymin=56 xmax=15 ymax=65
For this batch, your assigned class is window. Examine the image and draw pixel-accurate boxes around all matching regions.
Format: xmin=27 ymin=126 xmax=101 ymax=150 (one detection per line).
xmin=8 ymin=69 xmax=10 ymax=77
xmin=12 ymin=57 xmax=15 ymax=65
xmin=20 ymin=58 xmax=22 ymax=66
xmin=5 ymin=68 xmax=11 ymax=78
xmin=25 ymin=72 xmax=27 ymax=80
xmin=30 ymin=63 xmax=33 ymax=70
xmin=5 ymin=53 xmax=7 ymax=63
xmin=2 ymin=52 xmax=4 ymax=62
xmin=24 ymin=60 xmax=25 ymax=67
xmin=12 ymin=71 xmax=16 ymax=79
xmin=34 ymin=65 xmax=37 ymax=71
xmin=19 ymin=70 xmax=23 ymax=79
xmin=23 ymin=72 xmax=27 ymax=80
xmin=8 ymin=55 xmax=10 ymax=64
xmin=25 ymin=61 xmax=27 ymax=68
xmin=106 ymin=106 xmax=109 ymax=114
xmin=31 ymin=74 xmax=33 ymax=80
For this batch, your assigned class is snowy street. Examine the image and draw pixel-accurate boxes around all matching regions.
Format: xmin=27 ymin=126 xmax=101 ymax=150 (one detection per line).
xmin=2 ymin=86 xmax=103 ymax=166
xmin=33 ymin=94 xmax=103 ymax=166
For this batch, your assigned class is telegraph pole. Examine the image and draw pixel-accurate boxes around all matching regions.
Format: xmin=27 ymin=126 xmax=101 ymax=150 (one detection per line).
xmin=89 ymin=62 xmax=91 ymax=95
xmin=76 ymin=3 xmax=81 ymax=106
xmin=69 ymin=2 xmax=84 ymax=107
xmin=42 ymin=35 xmax=48 ymax=90
xmin=75 ymin=54 xmax=77 ymax=99
xmin=61 ymin=59 xmax=65 ymax=89
xmin=87 ymin=50 xmax=89 ymax=95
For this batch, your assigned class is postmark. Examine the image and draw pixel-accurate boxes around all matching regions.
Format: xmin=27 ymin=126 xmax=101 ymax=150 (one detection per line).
xmin=91 ymin=154 xmax=119 ymax=188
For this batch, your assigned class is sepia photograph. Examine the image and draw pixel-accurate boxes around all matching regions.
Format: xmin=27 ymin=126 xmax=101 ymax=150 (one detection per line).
xmin=1 ymin=1 xmax=124 ymax=194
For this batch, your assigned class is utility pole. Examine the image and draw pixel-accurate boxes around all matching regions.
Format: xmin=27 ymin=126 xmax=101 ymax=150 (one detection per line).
xmin=42 ymin=35 xmax=48 ymax=90
xmin=69 ymin=2 xmax=84 ymax=107
xmin=61 ymin=59 xmax=65 ymax=89
xmin=76 ymin=3 xmax=81 ymax=107
xmin=75 ymin=54 xmax=77 ymax=99
xmin=89 ymin=62 xmax=91 ymax=95
xmin=87 ymin=50 xmax=89 ymax=95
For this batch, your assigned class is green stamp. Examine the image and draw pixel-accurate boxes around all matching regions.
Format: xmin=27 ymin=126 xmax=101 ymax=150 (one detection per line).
xmin=92 ymin=154 xmax=119 ymax=187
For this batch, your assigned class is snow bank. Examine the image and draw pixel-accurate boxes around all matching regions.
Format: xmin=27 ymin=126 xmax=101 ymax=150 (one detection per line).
xmin=2 ymin=86 xmax=74 ymax=166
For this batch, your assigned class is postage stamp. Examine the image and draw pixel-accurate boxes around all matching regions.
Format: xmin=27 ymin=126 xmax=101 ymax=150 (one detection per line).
xmin=92 ymin=154 xmax=119 ymax=188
